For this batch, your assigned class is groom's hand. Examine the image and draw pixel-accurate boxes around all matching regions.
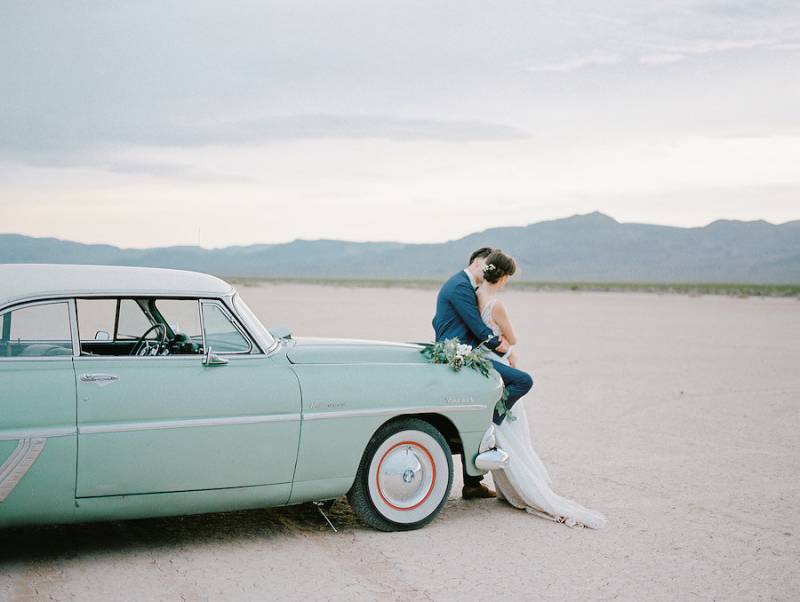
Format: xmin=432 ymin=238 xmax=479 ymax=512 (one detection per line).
xmin=495 ymin=338 xmax=510 ymax=354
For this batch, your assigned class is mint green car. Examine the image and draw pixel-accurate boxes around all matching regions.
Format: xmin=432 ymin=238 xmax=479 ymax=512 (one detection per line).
xmin=0 ymin=264 xmax=502 ymax=531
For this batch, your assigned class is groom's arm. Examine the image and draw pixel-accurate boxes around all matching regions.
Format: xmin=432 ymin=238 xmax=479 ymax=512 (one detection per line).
xmin=451 ymin=281 xmax=502 ymax=351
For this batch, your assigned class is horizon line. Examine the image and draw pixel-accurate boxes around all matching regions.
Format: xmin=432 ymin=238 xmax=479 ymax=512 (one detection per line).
xmin=2 ymin=211 xmax=798 ymax=251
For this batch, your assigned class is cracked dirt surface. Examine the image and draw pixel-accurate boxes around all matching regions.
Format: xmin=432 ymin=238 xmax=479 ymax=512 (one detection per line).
xmin=1 ymin=285 xmax=798 ymax=601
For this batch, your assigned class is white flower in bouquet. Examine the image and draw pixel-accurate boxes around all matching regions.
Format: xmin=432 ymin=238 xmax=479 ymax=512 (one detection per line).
xmin=456 ymin=344 xmax=472 ymax=356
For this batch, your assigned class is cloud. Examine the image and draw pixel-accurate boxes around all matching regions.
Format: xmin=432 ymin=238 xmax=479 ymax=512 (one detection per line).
xmin=639 ymin=53 xmax=686 ymax=65
xmin=643 ymin=36 xmax=800 ymax=58
xmin=524 ymin=52 xmax=621 ymax=73
xmin=200 ymin=114 xmax=530 ymax=144
xmin=8 ymin=152 xmax=244 ymax=182
xmin=97 ymin=159 xmax=248 ymax=182
xmin=527 ymin=37 xmax=795 ymax=72
xmin=0 ymin=114 xmax=531 ymax=177
xmin=693 ymin=0 xmax=800 ymax=19
xmin=648 ymin=38 xmax=775 ymax=55
xmin=1 ymin=114 xmax=529 ymax=158
xmin=638 ymin=36 xmax=800 ymax=65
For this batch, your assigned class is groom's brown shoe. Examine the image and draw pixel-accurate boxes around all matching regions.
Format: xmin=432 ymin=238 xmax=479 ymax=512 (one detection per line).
xmin=462 ymin=484 xmax=497 ymax=499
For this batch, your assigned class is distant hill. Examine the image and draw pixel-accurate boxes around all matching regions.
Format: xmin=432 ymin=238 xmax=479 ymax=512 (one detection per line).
xmin=2 ymin=212 xmax=799 ymax=283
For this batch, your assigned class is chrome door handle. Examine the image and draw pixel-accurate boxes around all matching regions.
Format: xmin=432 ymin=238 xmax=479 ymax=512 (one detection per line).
xmin=80 ymin=373 xmax=120 ymax=383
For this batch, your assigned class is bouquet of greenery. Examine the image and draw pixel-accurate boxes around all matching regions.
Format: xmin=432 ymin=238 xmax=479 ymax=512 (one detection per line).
xmin=420 ymin=338 xmax=492 ymax=376
xmin=420 ymin=338 xmax=516 ymax=421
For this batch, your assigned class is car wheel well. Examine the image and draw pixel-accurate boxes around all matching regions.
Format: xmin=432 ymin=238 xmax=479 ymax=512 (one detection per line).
xmin=385 ymin=413 xmax=463 ymax=456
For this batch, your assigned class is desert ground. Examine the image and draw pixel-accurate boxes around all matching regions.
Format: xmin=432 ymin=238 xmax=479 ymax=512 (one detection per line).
xmin=1 ymin=283 xmax=798 ymax=601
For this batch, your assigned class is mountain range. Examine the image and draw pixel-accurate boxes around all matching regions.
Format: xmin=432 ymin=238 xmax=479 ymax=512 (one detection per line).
xmin=2 ymin=212 xmax=799 ymax=283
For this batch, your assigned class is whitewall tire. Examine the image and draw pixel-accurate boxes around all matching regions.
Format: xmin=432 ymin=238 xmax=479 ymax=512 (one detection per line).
xmin=348 ymin=418 xmax=453 ymax=531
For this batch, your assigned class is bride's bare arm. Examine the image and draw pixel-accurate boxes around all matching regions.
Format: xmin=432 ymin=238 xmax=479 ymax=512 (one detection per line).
xmin=491 ymin=300 xmax=518 ymax=345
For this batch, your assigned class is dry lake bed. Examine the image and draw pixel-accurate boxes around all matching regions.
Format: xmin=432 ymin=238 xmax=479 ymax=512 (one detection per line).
xmin=2 ymin=283 xmax=798 ymax=601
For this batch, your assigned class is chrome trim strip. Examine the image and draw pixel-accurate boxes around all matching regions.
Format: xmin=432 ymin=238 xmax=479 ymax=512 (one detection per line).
xmin=73 ymin=354 xmax=268 ymax=363
xmin=74 ymin=355 xmax=204 ymax=362
xmin=0 ymin=356 xmax=75 ymax=362
xmin=0 ymin=440 xmax=28 ymax=479
xmin=79 ymin=413 xmax=302 ymax=435
xmin=230 ymin=292 xmax=276 ymax=355
xmin=302 ymin=404 xmax=487 ymax=421
xmin=199 ymin=295 xmax=208 ymax=354
xmin=68 ymin=298 xmax=80 ymax=357
xmin=0 ymin=427 xmax=75 ymax=441
xmin=0 ymin=438 xmax=47 ymax=502
xmin=1 ymin=290 xmax=236 ymax=314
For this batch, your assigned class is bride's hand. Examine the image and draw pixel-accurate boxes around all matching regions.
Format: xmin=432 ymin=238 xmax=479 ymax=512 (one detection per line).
xmin=508 ymin=351 xmax=518 ymax=368
xmin=496 ymin=338 xmax=510 ymax=354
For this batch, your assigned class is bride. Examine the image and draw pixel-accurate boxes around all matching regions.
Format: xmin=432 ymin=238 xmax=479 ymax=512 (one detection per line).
xmin=476 ymin=250 xmax=607 ymax=529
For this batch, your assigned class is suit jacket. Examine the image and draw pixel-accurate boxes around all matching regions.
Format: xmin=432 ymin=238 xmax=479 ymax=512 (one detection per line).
xmin=432 ymin=271 xmax=501 ymax=350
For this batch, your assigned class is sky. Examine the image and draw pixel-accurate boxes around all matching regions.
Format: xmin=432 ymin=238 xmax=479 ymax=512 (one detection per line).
xmin=1 ymin=0 xmax=799 ymax=248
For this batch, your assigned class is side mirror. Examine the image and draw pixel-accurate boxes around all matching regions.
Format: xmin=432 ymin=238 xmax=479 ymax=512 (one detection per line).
xmin=95 ymin=330 xmax=111 ymax=341
xmin=270 ymin=327 xmax=292 ymax=340
xmin=203 ymin=347 xmax=229 ymax=366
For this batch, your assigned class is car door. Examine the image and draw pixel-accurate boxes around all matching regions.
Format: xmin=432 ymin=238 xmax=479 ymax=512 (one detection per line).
xmin=0 ymin=299 xmax=78 ymax=522
xmin=75 ymin=296 xmax=301 ymax=500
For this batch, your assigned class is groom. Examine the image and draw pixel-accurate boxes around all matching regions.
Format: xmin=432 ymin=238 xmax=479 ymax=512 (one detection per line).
xmin=432 ymin=247 xmax=534 ymax=499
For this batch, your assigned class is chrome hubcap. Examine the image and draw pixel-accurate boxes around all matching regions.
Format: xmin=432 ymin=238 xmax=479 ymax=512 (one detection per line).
xmin=377 ymin=444 xmax=434 ymax=510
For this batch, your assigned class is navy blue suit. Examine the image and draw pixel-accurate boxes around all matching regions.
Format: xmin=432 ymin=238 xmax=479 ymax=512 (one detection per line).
xmin=433 ymin=271 xmax=534 ymax=487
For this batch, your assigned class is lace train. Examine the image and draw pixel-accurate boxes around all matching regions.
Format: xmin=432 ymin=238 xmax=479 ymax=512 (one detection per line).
xmin=492 ymin=402 xmax=607 ymax=529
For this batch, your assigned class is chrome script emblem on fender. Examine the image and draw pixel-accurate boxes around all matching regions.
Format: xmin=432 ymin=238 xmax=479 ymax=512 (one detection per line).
xmin=308 ymin=401 xmax=347 ymax=410
xmin=444 ymin=396 xmax=475 ymax=405
xmin=0 ymin=438 xmax=47 ymax=502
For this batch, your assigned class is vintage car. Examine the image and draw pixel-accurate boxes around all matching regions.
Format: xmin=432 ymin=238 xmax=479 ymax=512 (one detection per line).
xmin=0 ymin=264 xmax=504 ymax=531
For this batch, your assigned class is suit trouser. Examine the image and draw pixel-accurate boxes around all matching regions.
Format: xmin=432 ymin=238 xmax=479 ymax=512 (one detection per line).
xmin=463 ymin=361 xmax=534 ymax=487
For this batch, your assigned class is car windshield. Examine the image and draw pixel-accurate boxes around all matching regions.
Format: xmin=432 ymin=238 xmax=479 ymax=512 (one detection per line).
xmin=233 ymin=293 xmax=275 ymax=350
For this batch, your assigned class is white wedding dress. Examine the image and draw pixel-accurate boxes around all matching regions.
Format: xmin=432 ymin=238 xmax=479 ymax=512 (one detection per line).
xmin=481 ymin=298 xmax=607 ymax=529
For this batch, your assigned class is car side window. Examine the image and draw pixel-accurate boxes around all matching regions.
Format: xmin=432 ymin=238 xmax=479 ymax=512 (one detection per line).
xmin=76 ymin=299 xmax=117 ymax=342
xmin=117 ymin=299 xmax=152 ymax=340
xmin=77 ymin=298 xmax=205 ymax=357
xmin=77 ymin=298 xmax=153 ymax=356
xmin=201 ymin=302 xmax=252 ymax=354
xmin=154 ymin=299 xmax=202 ymax=341
xmin=0 ymin=302 xmax=73 ymax=358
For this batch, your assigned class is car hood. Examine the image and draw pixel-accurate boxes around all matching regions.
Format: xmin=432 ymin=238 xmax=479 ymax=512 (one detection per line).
xmin=285 ymin=337 xmax=427 ymax=365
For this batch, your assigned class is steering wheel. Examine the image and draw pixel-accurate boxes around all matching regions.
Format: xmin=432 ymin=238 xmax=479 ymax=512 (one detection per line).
xmin=130 ymin=324 xmax=169 ymax=356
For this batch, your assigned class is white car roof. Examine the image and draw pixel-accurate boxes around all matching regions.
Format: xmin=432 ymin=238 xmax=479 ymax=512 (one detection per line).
xmin=0 ymin=264 xmax=233 ymax=306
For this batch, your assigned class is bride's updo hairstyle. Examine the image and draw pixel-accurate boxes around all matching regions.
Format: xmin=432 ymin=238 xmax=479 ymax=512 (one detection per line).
xmin=482 ymin=250 xmax=517 ymax=284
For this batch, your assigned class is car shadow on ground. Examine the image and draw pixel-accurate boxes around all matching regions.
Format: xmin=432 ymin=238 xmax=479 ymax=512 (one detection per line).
xmin=0 ymin=500 xmax=368 ymax=565
xmin=0 ymin=483 xmax=508 ymax=568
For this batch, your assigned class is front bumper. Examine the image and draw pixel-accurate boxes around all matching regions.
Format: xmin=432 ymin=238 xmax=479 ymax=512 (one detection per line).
xmin=473 ymin=425 xmax=510 ymax=471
